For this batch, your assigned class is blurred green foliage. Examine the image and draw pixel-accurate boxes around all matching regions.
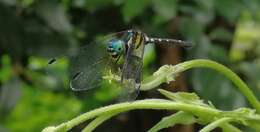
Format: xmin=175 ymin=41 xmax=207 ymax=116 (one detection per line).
xmin=0 ymin=55 xmax=12 ymax=83
xmin=0 ymin=0 xmax=260 ymax=131
xmin=5 ymin=84 xmax=81 ymax=132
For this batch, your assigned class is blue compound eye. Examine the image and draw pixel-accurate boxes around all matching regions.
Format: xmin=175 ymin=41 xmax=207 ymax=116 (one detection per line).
xmin=107 ymin=39 xmax=125 ymax=58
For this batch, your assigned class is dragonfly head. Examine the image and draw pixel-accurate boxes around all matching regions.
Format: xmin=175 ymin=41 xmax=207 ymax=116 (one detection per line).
xmin=107 ymin=39 xmax=125 ymax=59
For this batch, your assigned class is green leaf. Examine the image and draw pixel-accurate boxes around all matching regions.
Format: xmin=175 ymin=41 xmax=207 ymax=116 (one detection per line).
xmin=0 ymin=0 xmax=17 ymax=5
xmin=159 ymin=89 xmax=200 ymax=101
xmin=152 ymin=0 xmax=177 ymax=21
xmin=141 ymin=65 xmax=181 ymax=91
xmin=153 ymin=65 xmax=178 ymax=83
xmin=246 ymin=121 xmax=260 ymax=131
xmin=122 ymin=0 xmax=150 ymax=22
xmin=158 ymin=89 xmax=208 ymax=107
xmin=84 ymin=0 xmax=113 ymax=11
xmin=179 ymin=17 xmax=204 ymax=40
xmin=4 ymin=84 xmax=82 ymax=132
xmin=209 ymin=27 xmax=233 ymax=41
xmin=35 ymin=1 xmax=72 ymax=33
xmin=0 ymin=55 xmax=12 ymax=83
xmin=232 ymin=108 xmax=260 ymax=127
xmin=20 ymin=0 xmax=35 ymax=7
xmin=148 ymin=111 xmax=196 ymax=132
xmin=215 ymin=0 xmax=242 ymax=23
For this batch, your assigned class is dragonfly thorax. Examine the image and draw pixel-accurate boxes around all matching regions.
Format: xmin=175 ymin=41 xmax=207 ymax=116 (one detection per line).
xmin=107 ymin=39 xmax=126 ymax=59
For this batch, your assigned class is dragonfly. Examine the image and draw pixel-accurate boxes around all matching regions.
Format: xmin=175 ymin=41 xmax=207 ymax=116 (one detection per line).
xmin=46 ymin=29 xmax=192 ymax=102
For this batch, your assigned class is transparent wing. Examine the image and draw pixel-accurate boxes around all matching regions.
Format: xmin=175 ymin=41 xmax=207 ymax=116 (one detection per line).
xmin=69 ymin=46 xmax=109 ymax=91
xmin=46 ymin=43 xmax=109 ymax=91
xmin=120 ymin=55 xmax=143 ymax=101
xmin=46 ymin=31 xmax=129 ymax=91
xmin=120 ymin=37 xmax=145 ymax=101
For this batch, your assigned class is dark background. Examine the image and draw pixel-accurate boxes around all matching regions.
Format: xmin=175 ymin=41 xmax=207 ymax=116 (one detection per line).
xmin=0 ymin=0 xmax=260 ymax=131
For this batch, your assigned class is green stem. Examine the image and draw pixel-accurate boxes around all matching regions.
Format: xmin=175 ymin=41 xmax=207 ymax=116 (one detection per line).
xmin=42 ymin=59 xmax=260 ymax=132
xmin=200 ymin=118 xmax=233 ymax=132
xmin=82 ymin=112 xmax=118 ymax=132
xmin=52 ymin=99 xmax=219 ymax=131
xmin=141 ymin=59 xmax=260 ymax=113
xmin=221 ymin=123 xmax=242 ymax=132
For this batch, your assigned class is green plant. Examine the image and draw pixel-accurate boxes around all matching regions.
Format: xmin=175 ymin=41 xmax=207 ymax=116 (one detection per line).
xmin=42 ymin=59 xmax=260 ymax=132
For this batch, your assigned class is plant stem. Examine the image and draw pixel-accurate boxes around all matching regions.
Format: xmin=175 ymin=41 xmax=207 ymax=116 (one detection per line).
xmin=221 ymin=123 xmax=242 ymax=132
xmin=141 ymin=59 xmax=260 ymax=113
xmin=200 ymin=117 xmax=233 ymax=132
xmin=42 ymin=59 xmax=260 ymax=132
xmin=82 ymin=112 xmax=118 ymax=132
xmin=51 ymin=99 xmax=219 ymax=131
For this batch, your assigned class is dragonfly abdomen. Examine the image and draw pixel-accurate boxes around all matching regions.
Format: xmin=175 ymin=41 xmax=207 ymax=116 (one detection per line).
xmin=146 ymin=37 xmax=192 ymax=48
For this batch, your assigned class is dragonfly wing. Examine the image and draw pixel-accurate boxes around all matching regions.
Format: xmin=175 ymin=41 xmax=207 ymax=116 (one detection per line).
xmin=46 ymin=30 xmax=131 ymax=91
xmin=120 ymin=38 xmax=145 ymax=101
xmin=46 ymin=40 xmax=111 ymax=91
xmin=69 ymin=55 xmax=107 ymax=91
xmin=120 ymin=55 xmax=143 ymax=101
xmin=46 ymin=30 xmax=144 ymax=101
